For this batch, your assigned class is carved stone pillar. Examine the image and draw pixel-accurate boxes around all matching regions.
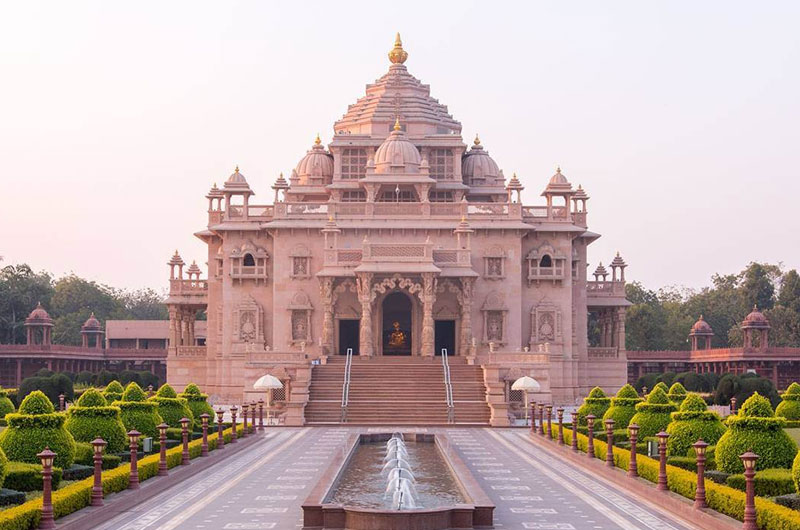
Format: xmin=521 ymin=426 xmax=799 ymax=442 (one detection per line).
xmin=616 ymin=307 xmax=626 ymax=351
xmin=356 ymin=273 xmax=374 ymax=357
xmin=421 ymin=273 xmax=437 ymax=356
xmin=460 ymin=277 xmax=474 ymax=356
xmin=319 ymin=277 xmax=334 ymax=355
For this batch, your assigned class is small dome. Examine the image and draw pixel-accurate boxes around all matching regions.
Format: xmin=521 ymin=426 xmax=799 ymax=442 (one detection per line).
xmin=462 ymin=136 xmax=501 ymax=184
xmin=25 ymin=302 xmax=53 ymax=325
xmin=294 ymin=135 xmax=333 ymax=184
xmin=543 ymin=166 xmax=573 ymax=195
xmin=272 ymin=172 xmax=290 ymax=190
xmin=224 ymin=166 xmax=252 ymax=192
xmin=573 ymin=184 xmax=589 ymax=200
xmin=593 ymin=263 xmax=608 ymax=277
xmin=743 ymin=305 xmax=770 ymax=328
xmin=168 ymin=250 xmax=185 ymax=267
xmin=610 ymin=252 xmax=626 ymax=268
xmin=82 ymin=312 xmax=102 ymax=331
xmin=690 ymin=315 xmax=714 ymax=335
xmin=374 ymin=119 xmax=422 ymax=172
xmin=186 ymin=261 xmax=202 ymax=276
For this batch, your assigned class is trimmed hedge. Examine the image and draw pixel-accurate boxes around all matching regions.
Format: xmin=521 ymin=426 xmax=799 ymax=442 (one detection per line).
xmin=602 ymin=384 xmax=642 ymax=429
xmin=0 ymin=386 xmax=15 ymax=421
xmin=667 ymin=382 xmax=688 ymax=404
xmin=629 ymin=387 xmax=677 ymax=439
xmin=793 ymin=450 xmax=800 ymax=494
xmin=149 ymin=384 xmax=194 ymax=429
xmin=727 ymin=468 xmax=795 ymax=497
xmin=179 ymin=384 xmax=215 ymax=426
xmin=577 ymin=387 xmax=610 ymax=426
xmin=2 ymin=462 xmax=62 ymax=492
xmin=0 ymin=489 xmax=26 ymax=508
xmin=114 ymin=383 xmax=162 ymax=439
xmin=776 ymin=382 xmax=800 ymax=421
xmin=0 ymin=391 xmax=77 ymax=469
xmin=62 ymin=465 xmax=93 ymax=482
xmin=774 ymin=494 xmax=800 ymax=511
xmin=715 ymin=392 xmax=798 ymax=474
xmin=64 ymin=389 xmax=128 ymax=453
xmin=102 ymin=381 xmax=124 ymax=404
xmin=665 ymin=393 xmax=726 ymax=457
xmin=0 ymin=422 xmax=245 ymax=529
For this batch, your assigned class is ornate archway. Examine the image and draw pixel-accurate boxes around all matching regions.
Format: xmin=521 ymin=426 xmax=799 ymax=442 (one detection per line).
xmin=381 ymin=291 xmax=413 ymax=355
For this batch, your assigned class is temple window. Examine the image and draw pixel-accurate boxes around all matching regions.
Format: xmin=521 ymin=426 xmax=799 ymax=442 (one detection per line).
xmin=429 ymin=149 xmax=454 ymax=180
xmin=429 ymin=191 xmax=454 ymax=202
xmin=341 ymin=190 xmax=366 ymax=202
xmin=289 ymin=245 xmax=311 ymax=279
xmin=481 ymin=292 xmax=508 ymax=345
xmin=341 ymin=148 xmax=368 ymax=179
xmin=483 ymin=247 xmax=506 ymax=279
xmin=243 ymin=253 xmax=256 ymax=267
xmin=526 ymin=243 xmax=566 ymax=285
xmin=230 ymin=246 xmax=269 ymax=284
xmin=539 ymin=255 xmax=552 ymax=268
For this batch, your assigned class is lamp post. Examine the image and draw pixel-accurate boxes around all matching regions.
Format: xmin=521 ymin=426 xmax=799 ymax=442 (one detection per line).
xmin=656 ymin=431 xmax=669 ymax=491
xmin=730 ymin=397 xmax=737 ymax=416
xmin=628 ymin=423 xmax=639 ymax=477
xmin=230 ymin=406 xmax=238 ymax=443
xmin=128 ymin=430 xmax=141 ymax=490
xmin=258 ymin=399 xmax=265 ymax=432
xmin=147 ymin=384 xmax=154 ymax=397
xmin=200 ymin=413 xmax=210 ymax=457
xmin=556 ymin=408 xmax=564 ymax=445
xmin=740 ymin=451 xmax=759 ymax=530
xmin=546 ymin=405 xmax=553 ymax=439
xmin=530 ymin=400 xmax=536 ymax=433
xmin=216 ymin=408 xmax=225 ymax=449
xmin=91 ymin=438 xmax=107 ymax=506
xmin=537 ymin=403 xmax=545 ymax=435
xmin=58 ymin=393 xmax=65 ymax=412
xmin=570 ymin=411 xmax=578 ymax=452
xmin=157 ymin=423 xmax=168 ymax=476
xmin=604 ymin=418 xmax=615 ymax=467
xmin=692 ymin=439 xmax=709 ymax=508
xmin=641 ymin=386 xmax=648 ymax=397
xmin=241 ymin=403 xmax=249 ymax=438
xmin=586 ymin=415 xmax=596 ymax=458
xmin=180 ymin=417 xmax=191 ymax=465
xmin=250 ymin=402 xmax=257 ymax=433
xmin=38 ymin=447 xmax=57 ymax=529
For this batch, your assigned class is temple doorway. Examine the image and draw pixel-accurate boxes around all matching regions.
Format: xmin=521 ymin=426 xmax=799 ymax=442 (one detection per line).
xmin=381 ymin=292 xmax=412 ymax=355
xmin=435 ymin=320 xmax=456 ymax=356
xmin=338 ymin=319 xmax=359 ymax=355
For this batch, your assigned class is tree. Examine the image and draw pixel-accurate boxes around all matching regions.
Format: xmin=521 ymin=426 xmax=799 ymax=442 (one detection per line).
xmin=740 ymin=262 xmax=779 ymax=311
xmin=120 ymin=288 xmax=168 ymax=320
xmin=0 ymin=265 xmax=54 ymax=344
xmin=778 ymin=270 xmax=800 ymax=312
xmin=50 ymin=275 xmax=123 ymax=345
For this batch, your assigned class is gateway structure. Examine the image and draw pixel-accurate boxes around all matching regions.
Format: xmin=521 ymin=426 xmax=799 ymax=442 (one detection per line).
xmin=166 ymin=35 xmax=630 ymax=425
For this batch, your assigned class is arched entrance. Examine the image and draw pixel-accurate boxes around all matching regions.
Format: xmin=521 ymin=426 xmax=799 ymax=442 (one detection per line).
xmin=381 ymin=292 xmax=412 ymax=355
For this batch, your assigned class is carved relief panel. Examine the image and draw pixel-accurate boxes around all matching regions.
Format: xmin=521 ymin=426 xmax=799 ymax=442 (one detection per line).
xmin=530 ymin=299 xmax=563 ymax=346
xmin=481 ymin=291 xmax=507 ymax=345
xmin=233 ymin=295 xmax=265 ymax=346
xmin=287 ymin=291 xmax=313 ymax=345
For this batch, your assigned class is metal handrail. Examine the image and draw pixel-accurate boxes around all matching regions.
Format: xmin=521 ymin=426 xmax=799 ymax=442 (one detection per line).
xmin=341 ymin=347 xmax=353 ymax=422
xmin=441 ymin=349 xmax=454 ymax=423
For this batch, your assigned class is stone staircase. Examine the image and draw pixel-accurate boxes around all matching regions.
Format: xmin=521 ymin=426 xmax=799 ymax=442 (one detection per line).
xmin=304 ymin=356 xmax=490 ymax=425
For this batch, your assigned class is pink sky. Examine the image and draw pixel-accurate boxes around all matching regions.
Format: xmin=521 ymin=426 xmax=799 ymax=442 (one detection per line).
xmin=1 ymin=1 xmax=798 ymax=292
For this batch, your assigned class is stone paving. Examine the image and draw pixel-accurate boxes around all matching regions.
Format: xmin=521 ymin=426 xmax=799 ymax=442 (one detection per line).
xmin=93 ymin=427 xmax=700 ymax=530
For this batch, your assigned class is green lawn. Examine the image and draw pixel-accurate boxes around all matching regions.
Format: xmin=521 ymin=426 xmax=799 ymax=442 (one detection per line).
xmin=787 ymin=428 xmax=800 ymax=445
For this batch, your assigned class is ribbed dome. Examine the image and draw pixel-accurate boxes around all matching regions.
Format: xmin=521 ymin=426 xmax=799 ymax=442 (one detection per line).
xmin=26 ymin=302 xmax=53 ymax=325
xmin=227 ymin=166 xmax=246 ymax=184
xmin=690 ymin=315 xmax=713 ymax=335
xmin=374 ymin=121 xmax=421 ymax=172
xmin=743 ymin=305 xmax=770 ymax=328
xmin=82 ymin=312 xmax=101 ymax=331
xmin=543 ymin=167 xmax=573 ymax=194
xmin=294 ymin=136 xmax=333 ymax=184
xmin=462 ymin=136 xmax=501 ymax=184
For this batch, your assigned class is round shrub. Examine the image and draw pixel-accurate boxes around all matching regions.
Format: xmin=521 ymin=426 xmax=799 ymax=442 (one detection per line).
xmin=776 ymin=382 xmax=800 ymax=421
xmin=629 ymin=387 xmax=678 ymax=439
xmin=577 ymin=387 xmax=611 ymax=426
xmin=150 ymin=384 xmax=194 ymax=429
xmin=179 ymin=383 xmax=215 ymax=426
xmin=666 ymin=393 xmax=726 ymax=456
xmin=64 ymin=388 xmax=128 ymax=453
xmin=0 ymin=385 xmax=15 ymax=421
xmin=0 ymin=445 xmax=7 ymax=489
xmin=667 ymin=382 xmax=688 ymax=404
xmin=715 ymin=392 xmax=798 ymax=474
xmin=103 ymin=380 xmax=124 ymax=403
xmin=0 ymin=390 xmax=76 ymax=468
xmin=114 ymin=382 xmax=162 ymax=439
xmin=651 ymin=381 xmax=669 ymax=395
xmin=792 ymin=451 xmax=800 ymax=494
xmin=602 ymin=384 xmax=643 ymax=428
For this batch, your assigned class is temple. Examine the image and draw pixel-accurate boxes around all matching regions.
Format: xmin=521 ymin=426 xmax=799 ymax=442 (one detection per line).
xmin=165 ymin=34 xmax=632 ymax=425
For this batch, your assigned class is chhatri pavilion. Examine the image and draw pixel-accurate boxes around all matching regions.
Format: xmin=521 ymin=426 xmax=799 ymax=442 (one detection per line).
xmin=165 ymin=35 xmax=631 ymax=426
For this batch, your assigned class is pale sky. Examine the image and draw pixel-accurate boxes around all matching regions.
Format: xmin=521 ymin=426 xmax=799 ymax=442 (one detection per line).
xmin=1 ymin=1 xmax=798 ymax=292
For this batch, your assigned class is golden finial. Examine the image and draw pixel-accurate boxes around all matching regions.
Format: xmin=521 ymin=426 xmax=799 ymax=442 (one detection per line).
xmin=556 ymin=165 xmax=561 ymax=173
xmin=461 ymin=215 xmax=467 ymax=223
xmin=474 ymin=134 xmax=481 ymax=146
xmin=328 ymin=214 xmax=334 ymax=222
xmin=235 ymin=165 xmax=239 ymax=173
xmin=388 ymin=32 xmax=408 ymax=64
xmin=314 ymin=133 xmax=321 ymax=145
xmin=393 ymin=117 xmax=401 ymax=131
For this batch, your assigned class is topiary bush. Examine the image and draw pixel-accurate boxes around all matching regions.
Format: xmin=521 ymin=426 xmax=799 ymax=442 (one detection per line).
xmin=64 ymin=389 xmax=127 ymax=453
xmin=0 ymin=386 xmax=15 ymax=422
xmin=792 ymin=447 xmax=800 ymax=494
xmin=0 ymin=446 xmax=7 ymax=489
xmin=602 ymin=384 xmax=643 ymax=428
xmin=150 ymin=384 xmax=194 ymax=429
xmin=651 ymin=381 xmax=669 ymax=395
xmin=666 ymin=393 xmax=727 ymax=457
xmin=103 ymin=380 xmax=124 ymax=404
xmin=114 ymin=382 xmax=163 ymax=439
xmin=629 ymin=387 xmax=677 ymax=439
xmin=577 ymin=387 xmax=611 ymax=426
xmin=776 ymin=382 xmax=800 ymax=421
xmin=667 ymin=382 xmax=688 ymax=404
xmin=179 ymin=383 xmax=215 ymax=426
xmin=0 ymin=391 xmax=76 ymax=469
xmin=715 ymin=392 xmax=798 ymax=474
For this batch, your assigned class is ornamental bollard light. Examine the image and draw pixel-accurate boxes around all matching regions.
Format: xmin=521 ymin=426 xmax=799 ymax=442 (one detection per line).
xmin=38 ymin=447 xmax=57 ymax=529
xmin=604 ymin=418 xmax=615 ymax=467
xmin=641 ymin=386 xmax=648 ymax=397
xmin=741 ymin=451 xmax=759 ymax=530
xmin=157 ymin=422 xmax=169 ymax=476
xmin=586 ymin=415 xmax=596 ymax=458
xmin=730 ymin=396 xmax=737 ymax=416
xmin=230 ymin=406 xmax=238 ymax=443
xmin=241 ymin=403 xmax=249 ymax=438
xmin=147 ymin=384 xmax=154 ymax=397
xmin=537 ymin=403 xmax=545 ymax=436
xmin=58 ymin=393 xmax=65 ymax=412
xmin=692 ymin=439 xmax=709 ymax=508
xmin=250 ymin=402 xmax=257 ymax=433
xmin=546 ymin=405 xmax=553 ymax=439
xmin=91 ymin=438 xmax=107 ymax=506
xmin=216 ymin=408 xmax=225 ymax=449
xmin=656 ymin=431 xmax=669 ymax=491
xmin=628 ymin=423 xmax=640 ymax=477
xmin=570 ymin=411 xmax=579 ymax=452
xmin=530 ymin=401 xmax=536 ymax=433
xmin=258 ymin=398 xmax=265 ymax=432
xmin=200 ymin=413 xmax=210 ymax=457
xmin=128 ymin=430 xmax=141 ymax=490
xmin=180 ymin=417 xmax=191 ymax=465
xmin=556 ymin=408 xmax=565 ymax=445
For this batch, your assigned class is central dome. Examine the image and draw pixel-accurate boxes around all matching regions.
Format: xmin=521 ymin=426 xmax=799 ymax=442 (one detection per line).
xmin=373 ymin=120 xmax=422 ymax=172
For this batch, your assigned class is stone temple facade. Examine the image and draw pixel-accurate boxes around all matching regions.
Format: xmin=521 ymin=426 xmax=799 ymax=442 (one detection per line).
xmin=166 ymin=35 xmax=631 ymax=425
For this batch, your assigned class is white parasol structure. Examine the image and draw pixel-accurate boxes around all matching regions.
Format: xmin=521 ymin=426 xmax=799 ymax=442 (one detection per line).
xmin=253 ymin=374 xmax=283 ymax=423
xmin=512 ymin=376 xmax=541 ymax=424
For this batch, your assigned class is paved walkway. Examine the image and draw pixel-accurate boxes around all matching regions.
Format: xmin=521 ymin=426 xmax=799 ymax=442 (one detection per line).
xmin=93 ymin=427 xmax=700 ymax=530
